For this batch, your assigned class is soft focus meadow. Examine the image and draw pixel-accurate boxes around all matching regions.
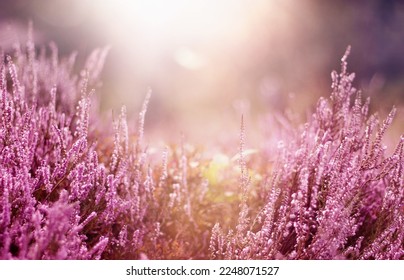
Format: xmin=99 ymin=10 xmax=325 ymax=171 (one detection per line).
xmin=0 ymin=1 xmax=404 ymax=260
xmin=0 ymin=30 xmax=403 ymax=259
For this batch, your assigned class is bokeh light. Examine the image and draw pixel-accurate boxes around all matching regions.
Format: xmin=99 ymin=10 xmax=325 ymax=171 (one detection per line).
xmin=1 ymin=0 xmax=403 ymax=147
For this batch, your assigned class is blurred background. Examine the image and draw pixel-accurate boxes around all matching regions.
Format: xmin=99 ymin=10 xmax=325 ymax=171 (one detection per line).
xmin=1 ymin=0 xmax=403 ymax=149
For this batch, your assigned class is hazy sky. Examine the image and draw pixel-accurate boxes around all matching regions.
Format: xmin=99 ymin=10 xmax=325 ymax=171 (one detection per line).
xmin=1 ymin=0 xmax=403 ymax=145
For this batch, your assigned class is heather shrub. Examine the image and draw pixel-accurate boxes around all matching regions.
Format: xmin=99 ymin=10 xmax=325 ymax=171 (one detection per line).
xmin=0 ymin=31 xmax=402 ymax=260
xmin=210 ymin=47 xmax=404 ymax=260
xmin=0 ymin=32 xmax=234 ymax=260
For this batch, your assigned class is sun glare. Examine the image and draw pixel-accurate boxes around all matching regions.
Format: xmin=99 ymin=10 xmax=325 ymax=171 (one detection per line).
xmin=95 ymin=0 xmax=261 ymax=47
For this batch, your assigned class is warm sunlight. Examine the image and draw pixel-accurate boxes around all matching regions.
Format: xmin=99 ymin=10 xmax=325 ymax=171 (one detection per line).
xmin=1 ymin=0 xmax=403 ymax=265
xmin=95 ymin=0 xmax=255 ymax=45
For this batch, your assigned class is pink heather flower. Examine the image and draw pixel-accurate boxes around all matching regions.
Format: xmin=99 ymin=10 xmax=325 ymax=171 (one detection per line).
xmin=210 ymin=47 xmax=404 ymax=260
xmin=0 ymin=26 xmax=402 ymax=260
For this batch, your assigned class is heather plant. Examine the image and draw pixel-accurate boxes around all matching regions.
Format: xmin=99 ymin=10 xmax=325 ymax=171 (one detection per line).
xmin=0 ymin=29 xmax=402 ymax=260
xmin=0 ymin=29 xmax=233 ymax=260
xmin=209 ymin=47 xmax=404 ymax=260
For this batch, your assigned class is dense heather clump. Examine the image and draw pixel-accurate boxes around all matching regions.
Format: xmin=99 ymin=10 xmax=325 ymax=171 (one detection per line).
xmin=0 ymin=35 xmax=217 ymax=260
xmin=210 ymin=47 xmax=404 ymax=260
xmin=0 ymin=35 xmax=402 ymax=260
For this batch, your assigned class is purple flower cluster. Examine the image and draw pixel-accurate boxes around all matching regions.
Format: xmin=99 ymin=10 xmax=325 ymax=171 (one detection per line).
xmin=0 ymin=33 xmax=402 ymax=260
xmin=210 ymin=47 xmax=404 ymax=260
xmin=0 ymin=32 xmax=154 ymax=259
xmin=0 ymin=31 xmax=216 ymax=259
xmin=1 ymin=39 xmax=91 ymax=258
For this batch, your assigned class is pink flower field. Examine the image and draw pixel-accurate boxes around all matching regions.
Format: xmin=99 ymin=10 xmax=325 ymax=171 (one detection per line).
xmin=0 ymin=28 xmax=402 ymax=260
